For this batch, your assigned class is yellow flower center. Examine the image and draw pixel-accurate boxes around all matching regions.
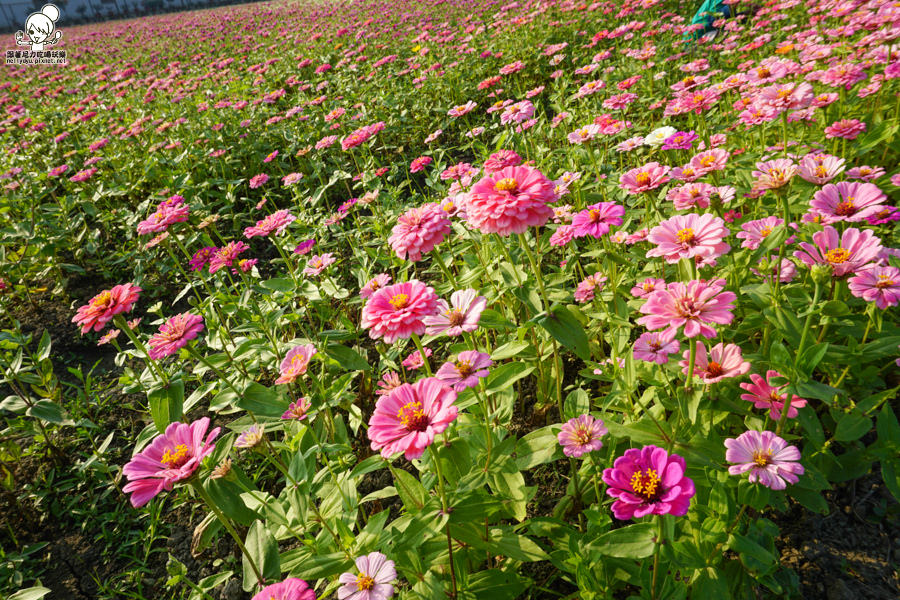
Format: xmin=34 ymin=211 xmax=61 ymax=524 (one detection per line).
xmin=752 ymin=450 xmax=773 ymax=467
xmin=815 ymin=165 xmax=828 ymax=177
xmin=757 ymin=67 xmax=771 ymax=78
xmin=573 ymin=424 xmax=594 ymax=446
xmin=161 ymin=444 xmax=189 ymax=468
xmin=825 ymin=248 xmax=851 ymax=264
xmin=630 ymin=468 xmax=661 ymax=500
xmin=699 ymin=156 xmax=714 ymax=167
xmin=397 ymin=401 xmax=428 ymax=431
xmin=635 ymin=172 xmax=651 ymax=185
xmin=356 ymin=573 xmax=375 ymax=591
xmin=91 ymin=291 xmax=112 ymax=308
xmin=876 ymin=274 xmax=895 ymax=289
xmin=676 ymin=227 xmax=696 ymax=245
xmin=760 ymin=227 xmax=772 ymax=238
xmin=389 ymin=293 xmax=410 ymax=309
xmin=834 ymin=198 xmax=856 ymax=216
xmin=455 ymin=360 xmax=474 ymax=377
xmin=494 ymin=177 xmax=518 ymax=192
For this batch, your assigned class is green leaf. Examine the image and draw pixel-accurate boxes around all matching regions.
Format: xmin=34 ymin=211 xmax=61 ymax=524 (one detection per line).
xmin=563 ymin=388 xmax=589 ymax=420
xmin=834 ymin=412 xmax=872 ymax=442
xmin=324 ymin=344 xmax=370 ymax=371
xmin=490 ymin=528 xmax=550 ymax=562
xmin=535 ymin=306 xmax=591 ymax=360
xmin=391 ymin=467 xmax=426 ymax=510
xmin=796 ymin=343 xmax=828 ymax=376
xmin=26 ymin=400 xmax=65 ymax=424
xmin=491 ymin=340 xmax=532 ymax=361
xmin=515 ymin=426 xmax=564 ymax=470
xmin=8 ymin=588 xmax=51 ymax=600
xmin=729 ymin=533 xmax=777 ymax=575
xmin=484 ymin=362 xmax=534 ymax=396
xmin=147 ymin=378 xmax=184 ymax=433
xmin=349 ymin=455 xmax=386 ymax=480
xmin=821 ymin=300 xmax=850 ymax=317
xmin=260 ymin=277 xmax=295 ymax=293
xmin=881 ymin=458 xmax=900 ymax=502
xmin=691 ymin=568 xmax=730 ymax=600
xmin=588 ymin=522 xmax=657 ymax=558
xmin=283 ymin=550 xmax=349 ymax=580
xmin=786 ymin=486 xmax=828 ymax=515
xmin=236 ymin=382 xmax=287 ymax=417
xmin=242 ymin=521 xmax=280 ymax=591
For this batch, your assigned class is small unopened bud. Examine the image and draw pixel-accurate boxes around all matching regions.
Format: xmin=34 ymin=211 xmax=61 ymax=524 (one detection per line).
xmin=810 ymin=263 xmax=833 ymax=285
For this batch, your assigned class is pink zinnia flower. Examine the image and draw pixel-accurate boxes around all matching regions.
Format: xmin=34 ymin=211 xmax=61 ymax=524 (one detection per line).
xmin=250 ymin=578 xmax=316 ymax=600
xmin=448 ymin=101 xmax=477 ymax=117
xmin=602 ymin=445 xmax=695 ymax=520
xmin=73 ymin=283 xmax=142 ymax=334
xmin=122 ymin=417 xmax=220 ymax=507
xmin=633 ymin=331 xmax=680 ymax=365
xmin=376 ymin=371 xmax=403 ymax=397
xmin=410 ymin=156 xmax=432 ymax=173
xmin=48 ymin=164 xmax=69 ymax=177
xmin=679 ymin=342 xmax=749 ymax=383
xmin=282 ymin=397 xmax=311 ymax=420
xmin=189 ymin=247 xmax=216 ymax=271
xmin=809 ymin=182 xmax=887 ymax=223
xmin=736 ymin=216 xmax=785 ymax=250
xmin=797 ymin=153 xmax=845 ymax=185
xmin=282 ymin=172 xmax=304 ymax=186
xmin=637 ymin=278 xmax=736 ymax=339
xmin=234 ymin=425 xmax=265 ymax=449
xmin=483 ymin=150 xmax=522 ymax=173
xmin=137 ymin=196 xmax=190 ymax=235
xmin=466 ymin=165 xmax=556 ymax=235
xmin=725 ymin=430 xmax=804 ymax=490
xmin=689 ymin=149 xmax=728 ymax=175
xmin=361 ymin=280 xmax=439 ymax=343
xmin=208 ymin=241 xmax=249 ymax=274
xmin=574 ymin=272 xmax=608 ymax=303
xmin=752 ymin=158 xmax=797 ymax=191
xmin=646 ymin=213 xmax=730 ymax=263
xmin=435 ymin=350 xmax=492 ymax=391
xmin=558 ymin=414 xmax=608 ymax=458
xmin=98 ymin=329 xmax=120 ymax=346
xmin=666 ymin=183 xmax=715 ymax=211
xmin=739 ymin=370 xmax=808 ymax=420
xmin=846 ymin=166 xmax=885 ymax=182
xmin=338 ymin=552 xmax=396 ymax=600
xmin=303 ymin=253 xmax=336 ymax=276
xmin=402 ymin=348 xmax=432 ymax=370
xmin=276 ymin=344 xmax=316 ymax=385
xmin=244 ymin=209 xmax=296 ymax=238
xmin=793 ymin=226 xmax=883 ymax=277
xmin=389 ymin=203 xmax=451 ymax=262
xmin=571 ymin=202 xmax=624 ymax=239
xmin=147 ymin=313 xmax=204 ymax=360
xmin=848 ymin=266 xmax=900 ymax=309
xmin=619 ymin=162 xmax=670 ymax=194
xmin=824 ymin=119 xmax=866 ymax=140
xmin=293 ymin=239 xmax=316 ymax=255
xmin=424 ymin=289 xmax=486 ymax=337
xmin=360 ymin=274 xmax=392 ymax=299
xmin=249 ymin=173 xmax=269 ymax=189
xmin=367 ymin=377 xmax=458 ymax=460
xmin=631 ymin=277 xmax=665 ymax=299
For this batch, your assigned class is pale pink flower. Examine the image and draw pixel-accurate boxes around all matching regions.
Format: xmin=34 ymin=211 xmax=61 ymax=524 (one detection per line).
xmin=793 ymin=226 xmax=883 ymax=277
xmin=848 ymin=265 xmax=900 ymax=309
xmin=725 ymin=431 xmax=804 ymax=490
xmin=435 ymin=351 xmax=492 ymax=391
xmin=424 ymin=289 xmax=486 ymax=337
xmin=633 ymin=331 xmax=680 ymax=365
xmin=303 ymin=253 xmax=336 ymax=276
xmin=276 ymin=344 xmax=317 ymax=385
xmin=646 ymin=213 xmax=730 ymax=263
xmin=809 ymin=182 xmax=887 ymax=223
xmin=736 ymin=216 xmax=785 ymax=250
xmin=619 ymin=162 xmax=670 ymax=194
xmin=679 ymin=342 xmax=749 ymax=383
xmin=637 ymin=279 xmax=736 ymax=339
xmin=558 ymin=414 xmax=608 ymax=458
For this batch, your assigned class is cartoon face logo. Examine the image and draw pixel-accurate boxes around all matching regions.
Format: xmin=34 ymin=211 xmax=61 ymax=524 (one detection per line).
xmin=15 ymin=4 xmax=63 ymax=52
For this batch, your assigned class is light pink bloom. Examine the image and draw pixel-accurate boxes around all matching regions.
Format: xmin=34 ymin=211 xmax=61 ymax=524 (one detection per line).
xmin=147 ymin=313 xmax=204 ymax=360
xmin=466 ymin=165 xmax=556 ymax=236
xmin=646 ymin=213 xmax=730 ymax=263
xmin=752 ymin=158 xmax=797 ymax=190
xmin=793 ymin=226 xmax=883 ymax=277
xmin=402 ymin=348 xmax=432 ymax=370
xmin=303 ymin=253 xmax=336 ymax=276
xmin=725 ymin=430 xmax=804 ymax=490
xmin=574 ymin=272 xmax=608 ymax=303
xmin=424 ymin=289 xmax=486 ymax=337
xmin=824 ymin=119 xmax=865 ymax=140
xmin=361 ymin=280 xmax=439 ymax=343
xmin=558 ymin=414 xmax=608 ymax=458
xmin=848 ymin=266 xmax=900 ymax=309
xmin=483 ymin=150 xmax=522 ymax=173
xmin=846 ymin=166 xmax=885 ymax=182
xmin=389 ymin=203 xmax=451 ymax=262
xmin=360 ymin=274 xmax=392 ymax=299
xmin=338 ymin=552 xmax=396 ymax=600
xmin=666 ymin=183 xmax=716 ymax=211
xmin=448 ymin=101 xmax=477 ymax=117
xmin=809 ymin=182 xmax=887 ymax=223
xmin=244 ymin=209 xmax=296 ymax=238
xmin=739 ymin=370 xmax=808 ymax=420
xmin=679 ymin=342 xmax=749 ymax=383
xmin=630 ymin=277 xmax=665 ymax=299
xmin=249 ymin=173 xmax=269 ymax=189
xmin=276 ymin=344 xmax=317 ymax=385
xmin=689 ymin=148 xmax=728 ymax=175
xmin=367 ymin=377 xmax=457 ymax=460
xmin=435 ymin=350 xmax=492 ymax=391
xmin=567 ymin=124 xmax=601 ymax=144
xmin=619 ymin=162 xmax=671 ymax=194
xmin=633 ymin=331 xmax=680 ymax=365
xmin=797 ymin=153 xmax=845 ymax=184
xmin=122 ymin=418 xmax=220 ymax=507
xmin=637 ymin=279 xmax=736 ymax=339
xmin=736 ymin=216 xmax=784 ymax=250
xmin=137 ymin=196 xmax=190 ymax=235
xmin=282 ymin=397 xmax=311 ymax=420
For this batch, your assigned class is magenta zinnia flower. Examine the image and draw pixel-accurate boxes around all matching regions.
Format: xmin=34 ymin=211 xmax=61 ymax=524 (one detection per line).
xmin=574 ymin=272 xmax=608 ymax=303
xmin=435 ymin=350 xmax=492 ymax=391
xmin=793 ymin=226 xmax=883 ymax=277
xmin=679 ymin=342 xmax=749 ymax=383
xmin=619 ymin=162 xmax=670 ymax=195
xmin=602 ymin=445 xmax=695 ymax=520
xmin=276 ymin=344 xmax=317 ymax=385
xmin=633 ymin=331 xmax=680 ymax=365
xmin=361 ymin=280 xmax=439 ymax=343
xmin=466 ymin=165 xmax=556 ymax=236
xmin=389 ymin=203 xmax=451 ymax=262
xmin=637 ymin=279 xmax=736 ymax=338
xmin=424 ymin=289 xmax=486 ymax=337
xmin=282 ymin=397 xmax=311 ymax=420
xmin=360 ymin=274 xmax=392 ymax=299
xmin=725 ymin=430 xmax=804 ymax=490
xmin=809 ymin=182 xmax=887 ymax=223
xmin=646 ymin=213 xmax=730 ymax=264
xmin=208 ymin=241 xmax=249 ymax=274
xmin=137 ymin=196 xmax=190 ymax=235
xmin=736 ymin=216 xmax=784 ymax=250
xmin=244 ymin=209 xmax=296 ymax=238
xmin=122 ymin=417 xmax=220 ymax=507
xmin=338 ymin=552 xmax=396 ymax=600
xmin=251 ymin=578 xmax=316 ymax=600
xmin=571 ymin=202 xmax=624 ymax=239
xmin=739 ymin=370 xmax=808 ymax=420
xmin=73 ymin=283 xmax=142 ymax=334
xmin=409 ymin=156 xmax=432 ymax=173
xmin=558 ymin=414 xmax=608 ymax=458
xmin=368 ymin=377 xmax=458 ymax=460
xmin=848 ymin=265 xmax=900 ymax=309
xmin=483 ymin=150 xmax=522 ymax=173
xmin=147 ymin=313 xmax=204 ymax=360
xmin=249 ymin=173 xmax=269 ymax=189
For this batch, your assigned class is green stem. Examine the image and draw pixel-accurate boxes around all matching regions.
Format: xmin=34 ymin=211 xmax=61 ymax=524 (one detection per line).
xmin=651 ymin=514 xmax=664 ymax=600
xmin=411 ymin=333 xmax=432 ymax=376
xmin=113 ymin=315 xmax=169 ymax=385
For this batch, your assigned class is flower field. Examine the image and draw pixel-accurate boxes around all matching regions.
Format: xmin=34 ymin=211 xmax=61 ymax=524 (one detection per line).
xmin=2 ymin=0 xmax=900 ymax=598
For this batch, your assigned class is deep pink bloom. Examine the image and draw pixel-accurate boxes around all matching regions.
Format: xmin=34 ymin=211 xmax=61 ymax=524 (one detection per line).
xmin=603 ymin=445 xmax=695 ymax=520
xmin=337 ymin=552 xmax=396 ymax=600
xmin=633 ymin=331 xmax=680 ymax=365
xmin=137 ymin=196 xmax=190 ymax=235
xmin=482 ymin=150 xmax=522 ymax=173
xmin=619 ymin=162 xmax=671 ymax=194
xmin=424 ymin=289 xmax=486 ymax=337
xmin=208 ymin=241 xmax=249 ymax=274
xmin=360 ymin=274 xmax=392 ymax=299
xmin=466 ymin=165 xmax=557 ymax=235
xmin=637 ymin=279 xmax=736 ymax=339
xmin=122 ymin=418 xmax=220 ymax=507
xmin=361 ymin=280 xmax=439 ymax=343
xmin=367 ymin=377 xmax=458 ymax=460
xmin=244 ymin=209 xmax=296 ymax=238
xmin=848 ymin=266 xmax=900 ymax=309
xmin=250 ymin=578 xmax=316 ymax=600
xmin=389 ymin=203 xmax=451 ymax=262
xmin=793 ymin=226 xmax=883 ymax=277
xmin=249 ymin=173 xmax=269 ymax=189
xmin=558 ymin=414 xmax=608 ymax=458
xmin=293 ymin=239 xmax=316 ymax=255
xmin=824 ymin=119 xmax=865 ymax=140
xmin=571 ymin=202 xmax=624 ymax=239
xmin=574 ymin=272 xmax=608 ymax=303
xmin=402 ymin=348 xmax=432 ymax=370
xmin=276 ymin=344 xmax=317 ymax=385
xmin=809 ymin=182 xmax=887 ymax=223
xmin=739 ymin=370 xmax=808 ymax=420
xmin=435 ymin=350 xmax=492 ymax=391
xmin=147 ymin=313 xmax=204 ymax=360
xmin=410 ymin=156 xmax=432 ymax=173
xmin=282 ymin=397 xmax=311 ymax=421
xmin=73 ymin=283 xmax=141 ymax=334
xmin=631 ymin=277 xmax=665 ymax=299
xmin=189 ymin=247 xmax=216 ymax=271
xmin=660 ymin=131 xmax=698 ymax=150
xmin=679 ymin=342 xmax=749 ymax=383
xmin=725 ymin=430 xmax=804 ymax=490
xmin=646 ymin=213 xmax=730 ymax=263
